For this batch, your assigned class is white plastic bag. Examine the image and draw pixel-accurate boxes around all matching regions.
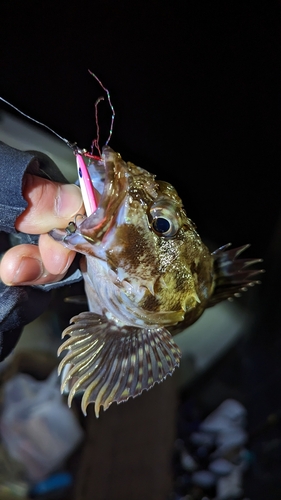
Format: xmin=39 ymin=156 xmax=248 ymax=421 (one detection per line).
xmin=0 ymin=370 xmax=84 ymax=482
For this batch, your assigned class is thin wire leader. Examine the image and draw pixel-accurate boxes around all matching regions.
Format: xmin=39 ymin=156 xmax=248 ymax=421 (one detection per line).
xmin=91 ymin=96 xmax=104 ymax=157
xmin=88 ymin=69 xmax=115 ymax=146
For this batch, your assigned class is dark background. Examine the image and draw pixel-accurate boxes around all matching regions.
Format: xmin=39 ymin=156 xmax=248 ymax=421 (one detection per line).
xmin=1 ymin=1 xmax=280 ymax=258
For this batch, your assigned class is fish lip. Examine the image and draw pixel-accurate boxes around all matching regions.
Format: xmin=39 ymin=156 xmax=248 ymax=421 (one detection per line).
xmin=101 ymin=145 xmax=117 ymax=162
xmin=96 ymin=145 xmax=128 ymax=213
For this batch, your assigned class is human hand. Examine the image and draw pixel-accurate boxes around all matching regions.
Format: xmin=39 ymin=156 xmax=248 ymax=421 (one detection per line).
xmin=0 ymin=173 xmax=84 ymax=286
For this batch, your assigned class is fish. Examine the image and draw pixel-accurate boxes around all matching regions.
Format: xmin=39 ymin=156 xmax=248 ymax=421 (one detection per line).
xmin=49 ymin=146 xmax=263 ymax=417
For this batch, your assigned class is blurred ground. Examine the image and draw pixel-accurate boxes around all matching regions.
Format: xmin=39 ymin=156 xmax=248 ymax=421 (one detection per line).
xmin=173 ymin=324 xmax=281 ymax=499
xmin=172 ymin=235 xmax=281 ymax=499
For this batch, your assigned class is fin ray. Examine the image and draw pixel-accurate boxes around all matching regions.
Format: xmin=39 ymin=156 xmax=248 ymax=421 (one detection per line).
xmin=58 ymin=312 xmax=181 ymax=417
xmin=210 ymin=243 xmax=264 ymax=305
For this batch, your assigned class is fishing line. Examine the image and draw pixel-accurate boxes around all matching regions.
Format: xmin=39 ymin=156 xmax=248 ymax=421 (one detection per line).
xmin=1 ymin=73 xmax=116 ymax=216
xmin=0 ymin=96 xmax=72 ymax=148
xmin=1 ymin=70 xmax=115 ymax=156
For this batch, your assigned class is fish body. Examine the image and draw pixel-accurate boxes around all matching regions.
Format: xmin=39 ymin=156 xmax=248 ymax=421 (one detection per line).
xmin=50 ymin=147 xmax=262 ymax=417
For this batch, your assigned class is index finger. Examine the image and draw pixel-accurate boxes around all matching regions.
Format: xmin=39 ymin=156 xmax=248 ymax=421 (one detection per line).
xmin=16 ymin=173 xmax=84 ymax=234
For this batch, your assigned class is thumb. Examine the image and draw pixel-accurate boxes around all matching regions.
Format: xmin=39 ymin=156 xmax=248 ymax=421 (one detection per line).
xmin=15 ymin=173 xmax=84 ymax=234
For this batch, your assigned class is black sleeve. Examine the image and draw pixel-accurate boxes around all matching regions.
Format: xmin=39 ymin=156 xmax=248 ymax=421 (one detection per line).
xmin=0 ymin=141 xmax=82 ymax=361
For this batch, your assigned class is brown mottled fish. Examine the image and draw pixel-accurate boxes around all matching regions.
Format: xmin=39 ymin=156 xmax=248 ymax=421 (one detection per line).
xmin=50 ymin=146 xmax=262 ymax=417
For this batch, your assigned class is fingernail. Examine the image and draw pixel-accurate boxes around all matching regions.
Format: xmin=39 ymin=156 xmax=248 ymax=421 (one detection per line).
xmin=12 ymin=256 xmax=44 ymax=284
xmin=56 ymin=184 xmax=84 ymax=219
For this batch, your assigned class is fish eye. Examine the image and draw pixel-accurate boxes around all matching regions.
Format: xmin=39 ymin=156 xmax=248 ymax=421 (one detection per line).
xmin=149 ymin=199 xmax=180 ymax=238
xmin=152 ymin=217 xmax=172 ymax=235
xmin=151 ymin=214 xmax=179 ymax=237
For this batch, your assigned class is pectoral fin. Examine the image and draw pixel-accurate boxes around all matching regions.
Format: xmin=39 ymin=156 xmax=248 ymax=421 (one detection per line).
xmin=58 ymin=312 xmax=181 ymax=417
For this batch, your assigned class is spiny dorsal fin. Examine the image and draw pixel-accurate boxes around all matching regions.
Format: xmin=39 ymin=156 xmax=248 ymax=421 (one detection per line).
xmin=209 ymin=243 xmax=264 ymax=305
xmin=58 ymin=312 xmax=181 ymax=417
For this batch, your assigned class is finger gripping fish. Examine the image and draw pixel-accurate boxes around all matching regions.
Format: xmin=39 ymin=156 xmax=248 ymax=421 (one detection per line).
xmin=50 ymin=146 xmax=263 ymax=417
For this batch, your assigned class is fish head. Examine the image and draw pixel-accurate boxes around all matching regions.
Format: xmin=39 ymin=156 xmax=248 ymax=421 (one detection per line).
xmin=50 ymin=146 xmax=214 ymax=327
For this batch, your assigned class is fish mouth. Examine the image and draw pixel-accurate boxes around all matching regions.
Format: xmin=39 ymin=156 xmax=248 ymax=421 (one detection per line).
xmin=49 ymin=146 xmax=129 ymax=246
xmin=77 ymin=146 xmax=129 ymax=242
